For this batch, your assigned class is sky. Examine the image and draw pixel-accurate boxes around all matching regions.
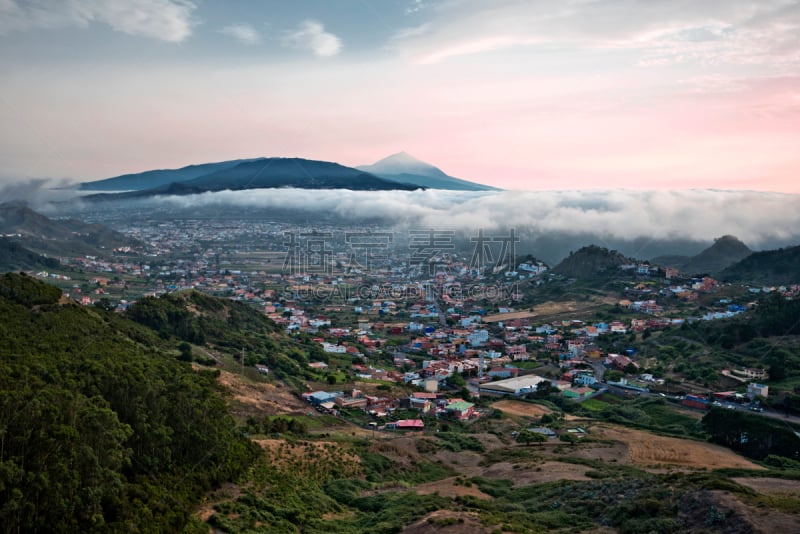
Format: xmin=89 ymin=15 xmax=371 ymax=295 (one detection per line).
xmin=1 ymin=0 xmax=799 ymax=192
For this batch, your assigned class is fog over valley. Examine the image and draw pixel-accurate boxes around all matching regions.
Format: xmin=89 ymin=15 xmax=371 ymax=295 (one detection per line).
xmin=43 ymin=186 xmax=798 ymax=265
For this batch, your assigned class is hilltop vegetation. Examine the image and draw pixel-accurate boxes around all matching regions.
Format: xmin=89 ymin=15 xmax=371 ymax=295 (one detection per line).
xmin=125 ymin=290 xmax=326 ymax=380
xmin=0 ymin=274 xmax=258 ymax=532
xmin=552 ymin=245 xmax=630 ymax=280
xmin=0 ymin=239 xmax=61 ymax=271
xmin=720 ymin=245 xmax=800 ymax=285
xmin=679 ymin=235 xmax=752 ymax=276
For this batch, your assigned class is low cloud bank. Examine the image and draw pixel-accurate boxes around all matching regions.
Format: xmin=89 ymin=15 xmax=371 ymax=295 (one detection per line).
xmin=148 ymin=188 xmax=800 ymax=248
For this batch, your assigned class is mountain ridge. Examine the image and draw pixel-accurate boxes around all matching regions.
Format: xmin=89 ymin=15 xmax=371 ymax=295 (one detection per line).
xmin=358 ymin=151 xmax=499 ymax=191
xmin=82 ymin=157 xmax=422 ymax=201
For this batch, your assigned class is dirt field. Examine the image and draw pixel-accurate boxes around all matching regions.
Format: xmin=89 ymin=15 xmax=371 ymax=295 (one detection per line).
xmin=594 ymin=424 xmax=764 ymax=469
xmin=483 ymin=310 xmax=538 ymax=323
xmin=733 ymin=477 xmax=800 ymax=495
xmin=216 ymin=369 xmax=308 ymax=416
xmin=492 ymin=400 xmax=554 ymax=418
xmin=403 ymin=511 xmax=489 ymax=534
xmin=481 ymin=460 xmax=592 ymax=485
xmin=483 ymin=297 xmax=618 ymax=323
xmin=414 ymin=477 xmax=493 ymax=500
xmin=713 ymin=491 xmax=800 ymax=534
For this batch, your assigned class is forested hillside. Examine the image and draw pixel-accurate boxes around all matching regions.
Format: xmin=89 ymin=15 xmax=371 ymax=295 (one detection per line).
xmin=126 ymin=290 xmax=326 ymax=380
xmin=0 ymin=273 xmax=258 ymax=532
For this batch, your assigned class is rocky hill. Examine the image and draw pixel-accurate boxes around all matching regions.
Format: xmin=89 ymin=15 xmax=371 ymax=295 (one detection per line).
xmin=552 ymin=245 xmax=630 ymax=279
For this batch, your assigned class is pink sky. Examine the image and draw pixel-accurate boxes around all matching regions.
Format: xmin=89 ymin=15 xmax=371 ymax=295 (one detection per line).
xmin=0 ymin=0 xmax=798 ymax=193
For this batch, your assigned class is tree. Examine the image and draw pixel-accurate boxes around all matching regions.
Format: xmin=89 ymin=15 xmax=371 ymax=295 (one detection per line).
xmin=624 ymin=363 xmax=639 ymax=375
xmin=559 ymin=432 xmax=578 ymax=445
xmin=178 ymin=341 xmax=193 ymax=362
xmin=765 ymin=349 xmax=789 ymax=382
xmin=517 ymin=430 xmax=547 ymax=446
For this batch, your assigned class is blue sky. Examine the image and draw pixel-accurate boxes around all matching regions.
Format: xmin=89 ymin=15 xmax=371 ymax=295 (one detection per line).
xmin=1 ymin=0 xmax=799 ymax=192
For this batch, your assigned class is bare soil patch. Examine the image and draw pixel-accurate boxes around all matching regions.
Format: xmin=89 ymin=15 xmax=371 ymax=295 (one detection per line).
xmin=216 ymin=370 xmax=308 ymax=417
xmin=403 ymin=511 xmax=488 ymax=534
xmin=713 ymin=490 xmax=800 ymax=534
xmin=414 ymin=477 xmax=492 ymax=500
xmin=594 ymin=424 xmax=763 ymax=469
xmin=492 ymin=400 xmax=553 ymax=418
xmin=481 ymin=460 xmax=592 ymax=485
xmin=195 ymin=482 xmax=241 ymax=522
xmin=733 ymin=478 xmax=800 ymax=495
xmin=483 ymin=310 xmax=538 ymax=323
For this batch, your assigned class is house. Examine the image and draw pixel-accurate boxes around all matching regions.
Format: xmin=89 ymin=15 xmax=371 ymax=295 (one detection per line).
xmin=747 ymin=383 xmax=769 ymax=400
xmin=387 ymin=419 xmax=425 ymax=431
xmin=335 ymin=395 xmax=368 ymax=410
xmin=563 ymin=386 xmax=594 ymax=399
xmin=573 ymin=373 xmax=597 ymax=387
xmin=445 ymin=401 xmax=476 ymax=420
xmin=529 ymin=427 xmax=556 ymax=438
xmin=304 ymin=391 xmax=341 ymax=405
xmin=605 ymin=353 xmax=638 ymax=371
xmin=254 ymin=364 xmax=270 ymax=374
xmin=732 ymin=368 xmax=768 ymax=381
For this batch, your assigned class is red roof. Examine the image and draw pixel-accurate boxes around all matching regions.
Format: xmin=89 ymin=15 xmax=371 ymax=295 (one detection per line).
xmin=395 ymin=419 xmax=425 ymax=429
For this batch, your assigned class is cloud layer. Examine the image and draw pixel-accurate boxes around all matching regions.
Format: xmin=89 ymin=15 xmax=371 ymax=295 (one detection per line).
xmin=147 ymin=188 xmax=800 ymax=249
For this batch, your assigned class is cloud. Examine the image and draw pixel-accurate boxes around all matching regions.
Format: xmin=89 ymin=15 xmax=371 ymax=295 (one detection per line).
xmin=220 ymin=23 xmax=260 ymax=45
xmin=393 ymin=0 xmax=800 ymax=67
xmin=144 ymin=188 xmax=800 ymax=251
xmin=0 ymin=177 xmax=75 ymax=210
xmin=282 ymin=19 xmax=342 ymax=57
xmin=0 ymin=0 xmax=196 ymax=42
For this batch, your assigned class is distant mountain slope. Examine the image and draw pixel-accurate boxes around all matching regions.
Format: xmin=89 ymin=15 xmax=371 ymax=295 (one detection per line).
xmin=552 ymin=245 xmax=630 ymax=279
xmin=85 ymin=158 xmax=421 ymax=201
xmin=719 ymin=245 xmax=800 ymax=285
xmin=358 ymin=152 xmax=498 ymax=191
xmin=78 ymin=159 xmax=257 ymax=191
xmin=0 ymin=239 xmax=61 ymax=271
xmin=650 ymin=254 xmax=691 ymax=269
xmin=681 ymin=235 xmax=752 ymax=276
xmin=185 ymin=157 xmax=418 ymax=190
xmin=0 ymin=202 xmax=140 ymax=256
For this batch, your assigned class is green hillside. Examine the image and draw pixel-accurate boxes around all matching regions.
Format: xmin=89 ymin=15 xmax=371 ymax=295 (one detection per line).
xmin=552 ymin=245 xmax=630 ymax=279
xmin=0 ymin=239 xmax=61 ymax=271
xmin=0 ymin=273 xmax=258 ymax=532
xmin=719 ymin=245 xmax=800 ymax=285
xmin=125 ymin=290 xmax=325 ymax=380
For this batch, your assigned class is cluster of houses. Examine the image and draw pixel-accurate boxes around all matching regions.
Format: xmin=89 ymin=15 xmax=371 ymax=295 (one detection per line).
xmin=301 ymin=388 xmax=479 ymax=424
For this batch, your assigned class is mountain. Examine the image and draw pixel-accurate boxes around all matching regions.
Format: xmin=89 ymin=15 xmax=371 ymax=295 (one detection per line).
xmin=357 ymin=152 xmax=498 ymax=191
xmin=719 ymin=244 xmax=800 ymax=285
xmin=680 ymin=235 xmax=752 ymax=276
xmin=0 ymin=202 xmax=140 ymax=256
xmin=552 ymin=245 xmax=630 ymax=279
xmin=84 ymin=157 xmax=421 ymax=201
xmin=0 ymin=239 xmax=61 ymax=271
xmin=78 ymin=159 xmax=257 ymax=191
